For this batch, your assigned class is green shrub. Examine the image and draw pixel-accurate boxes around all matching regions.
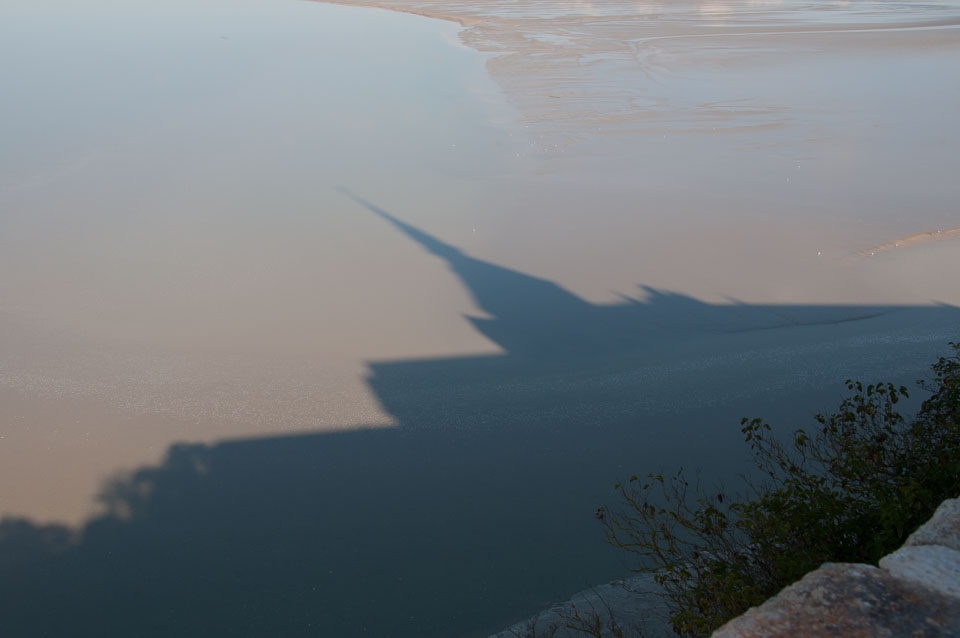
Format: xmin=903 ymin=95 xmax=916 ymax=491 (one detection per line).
xmin=602 ymin=342 xmax=960 ymax=637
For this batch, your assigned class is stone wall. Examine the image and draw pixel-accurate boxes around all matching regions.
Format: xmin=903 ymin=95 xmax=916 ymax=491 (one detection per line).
xmin=713 ymin=498 xmax=960 ymax=637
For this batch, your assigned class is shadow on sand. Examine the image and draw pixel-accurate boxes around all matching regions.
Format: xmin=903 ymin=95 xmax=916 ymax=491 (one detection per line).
xmin=1 ymin=193 xmax=957 ymax=637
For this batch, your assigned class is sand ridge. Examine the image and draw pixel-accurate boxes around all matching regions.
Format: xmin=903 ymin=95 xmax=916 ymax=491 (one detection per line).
xmin=857 ymin=226 xmax=960 ymax=258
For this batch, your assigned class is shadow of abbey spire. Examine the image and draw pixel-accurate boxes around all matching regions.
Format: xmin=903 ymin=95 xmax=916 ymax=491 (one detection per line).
xmin=341 ymin=187 xmax=596 ymax=358
xmin=344 ymin=191 xmax=947 ymax=434
xmin=1 ymin=194 xmax=957 ymax=638
xmin=344 ymin=187 xmax=898 ymax=360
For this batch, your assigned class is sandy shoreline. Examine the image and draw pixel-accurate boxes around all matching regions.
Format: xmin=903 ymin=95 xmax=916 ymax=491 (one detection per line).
xmin=308 ymin=0 xmax=960 ymax=147
xmin=314 ymin=0 xmax=483 ymax=26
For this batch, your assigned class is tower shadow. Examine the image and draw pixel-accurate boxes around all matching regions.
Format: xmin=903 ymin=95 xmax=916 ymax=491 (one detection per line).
xmin=1 ymin=194 xmax=957 ymax=637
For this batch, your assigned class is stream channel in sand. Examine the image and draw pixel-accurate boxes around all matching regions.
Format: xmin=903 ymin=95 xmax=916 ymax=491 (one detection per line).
xmin=1 ymin=0 xmax=960 ymax=636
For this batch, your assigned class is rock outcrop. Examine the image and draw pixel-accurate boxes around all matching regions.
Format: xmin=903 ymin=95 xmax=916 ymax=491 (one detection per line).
xmin=490 ymin=498 xmax=960 ymax=637
xmin=713 ymin=498 xmax=960 ymax=637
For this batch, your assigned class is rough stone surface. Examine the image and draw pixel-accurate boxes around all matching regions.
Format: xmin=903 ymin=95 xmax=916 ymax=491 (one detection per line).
xmin=488 ymin=575 xmax=674 ymax=638
xmin=711 ymin=563 xmax=960 ymax=637
xmin=880 ymin=545 xmax=960 ymax=599
xmin=907 ymin=499 xmax=960 ymax=552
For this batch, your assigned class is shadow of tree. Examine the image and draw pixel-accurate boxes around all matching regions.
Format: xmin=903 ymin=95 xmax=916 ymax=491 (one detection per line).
xmin=1 ymin=194 xmax=957 ymax=637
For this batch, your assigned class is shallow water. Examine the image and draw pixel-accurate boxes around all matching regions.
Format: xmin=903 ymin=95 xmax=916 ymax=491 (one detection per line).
xmin=1 ymin=0 xmax=523 ymax=519
xmin=1 ymin=0 xmax=959 ymax=636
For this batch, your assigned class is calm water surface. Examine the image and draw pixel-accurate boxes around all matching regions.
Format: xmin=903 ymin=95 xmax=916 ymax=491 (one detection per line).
xmin=1 ymin=0 xmax=959 ymax=636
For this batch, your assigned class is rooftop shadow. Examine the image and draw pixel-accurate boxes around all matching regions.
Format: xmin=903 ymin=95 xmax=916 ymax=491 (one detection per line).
xmin=1 ymin=194 xmax=957 ymax=637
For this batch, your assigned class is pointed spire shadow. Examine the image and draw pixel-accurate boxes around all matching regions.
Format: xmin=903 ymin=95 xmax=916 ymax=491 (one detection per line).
xmin=341 ymin=191 xmax=959 ymax=431
xmin=340 ymin=187 xmax=595 ymax=357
